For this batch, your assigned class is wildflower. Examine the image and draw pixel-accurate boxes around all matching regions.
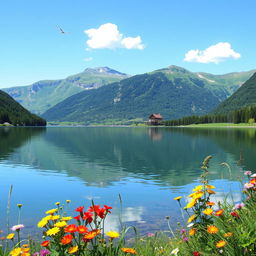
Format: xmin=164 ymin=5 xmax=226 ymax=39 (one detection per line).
xmin=106 ymin=231 xmax=120 ymax=239
xmin=244 ymin=183 xmax=254 ymax=189
xmin=207 ymin=225 xmax=218 ymax=234
xmin=50 ymin=215 xmax=60 ymax=221
xmin=215 ymin=209 xmax=224 ymax=216
xmin=46 ymin=227 xmax=60 ymax=236
xmin=68 ymin=246 xmax=78 ymax=254
xmin=192 ymin=191 xmax=204 ymax=200
xmin=216 ymin=240 xmax=226 ymax=248
xmin=251 ymin=173 xmax=256 ymax=178
xmin=6 ymin=233 xmax=15 ymax=239
xmin=121 ymin=248 xmax=137 ymax=254
xmin=11 ymin=224 xmax=24 ymax=231
xmin=193 ymin=252 xmax=200 ymax=256
xmin=17 ymin=204 xmax=23 ymax=208
xmin=224 ymin=232 xmax=233 ymax=237
xmin=83 ymin=211 xmax=93 ymax=223
xmin=180 ymin=229 xmax=186 ymax=234
xmin=183 ymin=236 xmax=189 ymax=242
xmin=61 ymin=234 xmax=73 ymax=245
xmin=55 ymin=202 xmax=60 ymax=206
xmin=244 ymin=171 xmax=252 ymax=176
xmin=39 ymin=249 xmax=50 ymax=256
xmin=187 ymin=223 xmax=194 ymax=228
xmin=75 ymin=206 xmax=84 ymax=212
xmin=74 ymin=215 xmax=81 ymax=221
xmin=66 ymin=200 xmax=71 ymax=203
xmin=54 ymin=221 xmax=67 ymax=228
xmin=192 ymin=185 xmax=203 ymax=192
xmin=249 ymin=178 xmax=256 ymax=184
xmin=61 ymin=216 xmax=72 ymax=221
xmin=45 ymin=208 xmax=58 ymax=215
xmin=207 ymin=189 xmax=216 ymax=194
xmin=235 ymin=203 xmax=245 ymax=209
xmin=10 ymin=248 xmax=21 ymax=256
xmin=206 ymin=201 xmax=215 ymax=206
xmin=170 ymin=247 xmax=179 ymax=255
xmin=83 ymin=229 xmax=100 ymax=240
xmin=203 ymin=208 xmax=213 ymax=215
xmin=77 ymin=225 xmax=88 ymax=234
xmin=147 ymin=232 xmax=155 ymax=237
xmin=185 ymin=199 xmax=197 ymax=209
xmin=206 ymin=184 xmax=215 ymax=189
xmin=65 ymin=224 xmax=77 ymax=233
xmin=41 ymin=240 xmax=50 ymax=247
xmin=174 ymin=196 xmax=182 ymax=201
xmin=230 ymin=211 xmax=240 ymax=218
xmin=189 ymin=228 xmax=196 ymax=236
xmin=187 ymin=214 xmax=196 ymax=223
xmin=104 ymin=205 xmax=112 ymax=212
xmin=38 ymin=218 xmax=48 ymax=228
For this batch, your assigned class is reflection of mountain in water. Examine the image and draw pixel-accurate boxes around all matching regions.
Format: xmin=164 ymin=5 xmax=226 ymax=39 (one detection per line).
xmin=4 ymin=127 xmax=255 ymax=187
xmin=0 ymin=127 xmax=45 ymax=160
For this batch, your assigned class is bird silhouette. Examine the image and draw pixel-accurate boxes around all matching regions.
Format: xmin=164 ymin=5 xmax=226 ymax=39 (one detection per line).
xmin=56 ymin=25 xmax=69 ymax=34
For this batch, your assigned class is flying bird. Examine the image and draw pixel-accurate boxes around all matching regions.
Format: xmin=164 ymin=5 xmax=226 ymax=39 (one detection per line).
xmin=56 ymin=25 xmax=69 ymax=34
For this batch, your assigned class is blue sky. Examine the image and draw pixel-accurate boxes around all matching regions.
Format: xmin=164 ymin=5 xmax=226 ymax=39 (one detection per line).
xmin=0 ymin=0 xmax=255 ymax=88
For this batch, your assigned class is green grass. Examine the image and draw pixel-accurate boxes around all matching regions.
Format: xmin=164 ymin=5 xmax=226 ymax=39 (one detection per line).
xmin=185 ymin=122 xmax=256 ymax=128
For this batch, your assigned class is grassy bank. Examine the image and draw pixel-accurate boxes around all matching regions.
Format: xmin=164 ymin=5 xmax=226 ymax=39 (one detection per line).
xmin=182 ymin=123 xmax=256 ymax=128
xmin=1 ymin=157 xmax=256 ymax=256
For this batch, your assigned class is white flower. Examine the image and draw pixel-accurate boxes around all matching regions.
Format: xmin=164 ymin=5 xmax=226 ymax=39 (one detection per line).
xmin=251 ymin=173 xmax=256 ymax=178
xmin=171 ymin=248 xmax=179 ymax=255
xmin=187 ymin=223 xmax=194 ymax=228
xmin=11 ymin=224 xmax=24 ymax=231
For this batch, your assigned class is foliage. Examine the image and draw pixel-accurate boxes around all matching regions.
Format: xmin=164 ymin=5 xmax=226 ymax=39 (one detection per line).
xmin=0 ymin=90 xmax=46 ymax=126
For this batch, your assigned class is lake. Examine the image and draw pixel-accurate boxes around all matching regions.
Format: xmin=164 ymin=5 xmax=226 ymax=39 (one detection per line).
xmin=0 ymin=127 xmax=254 ymax=236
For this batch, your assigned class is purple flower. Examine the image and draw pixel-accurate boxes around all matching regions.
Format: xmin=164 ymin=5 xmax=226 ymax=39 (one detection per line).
xmin=180 ymin=228 xmax=186 ymax=234
xmin=147 ymin=232 xmax=155 ymax=237
xmin=183 ymin=236 xmax=189 ymax=242
xmin=235 ymin=203 xmax=245 ymax=209
xmin=244 ymin=171 xmax=252 ymax=176
xmin=32 ymin=253 xmax=39 ymax=256
xmin=11 ymin=224 xmax=24 ymax=231
xmin=40 ymin=249 xmax=50 ymax=256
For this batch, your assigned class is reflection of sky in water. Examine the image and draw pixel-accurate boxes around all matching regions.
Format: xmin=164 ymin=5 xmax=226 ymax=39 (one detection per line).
xmin=0 ymin=127 xmax=254 ymax=235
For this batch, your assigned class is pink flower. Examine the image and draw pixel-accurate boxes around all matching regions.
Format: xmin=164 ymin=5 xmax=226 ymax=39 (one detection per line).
xmin=147 ymin=232 xmax=155 ymax=237
xmin=244 ymin=171 xmax=252 ymax=176
xmin=235 ymin=203 xmax=245 ymax=209
xmin=244 ymin=183 xmax=254 ymax=189
xmin=11 ymin=224 xmax=24 ymax=231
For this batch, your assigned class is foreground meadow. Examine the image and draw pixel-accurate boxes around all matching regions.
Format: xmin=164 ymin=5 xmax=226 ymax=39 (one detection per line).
xmin=1 ymin=156 xmax=255 ymax=256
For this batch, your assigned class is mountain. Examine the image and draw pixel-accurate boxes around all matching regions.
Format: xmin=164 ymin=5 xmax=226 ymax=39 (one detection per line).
xmin=42 ymin=66 xmax=255 ymax=124
xmin=0 ymin=90 xmax=46 ymax=126
xmin=214 ymin=72 xmax=256 ymax=114
xmin=2 ymin=67 xmax=128 ymax=115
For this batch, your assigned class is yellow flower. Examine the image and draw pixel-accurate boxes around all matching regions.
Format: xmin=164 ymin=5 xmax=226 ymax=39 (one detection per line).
xmin=121 ymin=248 xmax=137 ymax=254
xmin=216 ymin=240 xmax=226 ymax=248
xmin=187 ymin=214 xmax=197 ymax=223
xmin=61 ymin=216 xmax=72 ymax=221
xmin=206 ymin=201 xmax=215 ymax=206
xmin=38 ymin=218 xmax=48 ymax=228
xmin=174 ymin=196 xmax=182 ymax=201
xmin=189 ymin=228 xmax=196 ymax=236
xmin=224 ymin=232 xmax=233 ymax=238
xmin=50 ymin=215 xmax=60 ymax=221
xmin=45 ymin=208 xmax=58 ymax=215
xmin=55 ymin=202 xmax=60 ymax=206
xmin=17 ymin=204 xmax=23 ymax=208
xmin=106 ymin=231 xmax=120 ymax=239
xmin=192 ymin=191 xmax=204 ymax=200
xmin=185 ymin=199 xmax=197 ymax=209
xmin=203 ymin=208 xmax=213 ymax=215
xmin=54 ymin=221 xmax=67 ymax=228
xmin=6 ymin=233 xmax=15 ymax=239
xmin=10 ymin=247 xmax=21 ymax=256
xmin=46 ymin=227 xmax=60 ymax=236
xmin=66 ymin=200 xmax=71 ymax=204
xmin=207 ymin=225 xmax=218 ymax=234
xmin=68 ymin=246 xmax=78 ymax=254
xmin=43 ymin=215 xmax=52 ymax=221
xmin=206 ymin=185 xmax=215 ymax=189
xmin=192 ymin=185 xmax=203 ymax=192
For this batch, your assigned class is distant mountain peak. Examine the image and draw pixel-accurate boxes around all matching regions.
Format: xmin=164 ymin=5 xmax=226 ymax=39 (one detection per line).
xmin=155 ymin=65 xmax=190 ymax=74
xmin=83 ymin=67 xmax=127 ymax=76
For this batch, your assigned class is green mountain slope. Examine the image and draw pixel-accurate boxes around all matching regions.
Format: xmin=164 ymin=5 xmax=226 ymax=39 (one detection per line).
xmin=214 ymin=72 xmax=256 ymax=114
xmin=2 ymin=67 xmax=128 ymax=115
xmin=0 ymin=90 xmax=46 ymax=126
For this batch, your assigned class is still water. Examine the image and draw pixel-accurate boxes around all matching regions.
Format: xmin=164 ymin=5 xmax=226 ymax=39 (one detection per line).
xmin=0 ymin=127 xmax=254 ymax=235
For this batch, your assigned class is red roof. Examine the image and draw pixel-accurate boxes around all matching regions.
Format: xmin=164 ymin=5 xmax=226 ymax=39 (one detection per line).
xmin=149 ymin=113 xmax=163 ymax=119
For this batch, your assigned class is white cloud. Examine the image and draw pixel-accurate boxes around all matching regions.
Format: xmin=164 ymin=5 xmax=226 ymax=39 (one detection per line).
xmin=84 ymin=57 xmax=93 ymax=62
xmin=84 ymin=23 xmax=144 ymax=50
xmin=184 ymin=42 xmax=241 ymax=63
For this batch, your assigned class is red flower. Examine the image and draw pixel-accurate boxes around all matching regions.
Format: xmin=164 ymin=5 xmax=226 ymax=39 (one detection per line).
xmin=60 ymin=234 xmax=73 ymax=245
xmin=193 ymin=252 xmax=200 ymax=256
xmin=65 ymin=224 xmax=77 ymax=233
xmin=41 ymin=240 xmax=50 ymax=247
xmin=77 ymin=225 xmax=88 ymax=234
xmin=83 ymin=211 xmax=93 ymax=223
xmin=98 ymin=208 xmax=106 ymax=219
xmin=104 ymin=205 xmax=112 ymax=213
xmin=250 ymin=178 xmax=256 ymax=185
xmin=215 ymin=209 xmax=224 ymax=216
xmin=231 ymin=211 xmax=240 ymax=218
xmin=75 ymin=206 xmax=84 ymax=213
xmin=89 ymin=205 xmax=101 ymax=214
xmin=74 ymin=215 xmax=81 ymax=221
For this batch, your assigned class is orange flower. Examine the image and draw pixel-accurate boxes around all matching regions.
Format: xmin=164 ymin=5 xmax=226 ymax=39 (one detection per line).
xmin=206 ymin=202 xmax=215 ymax=206
xmin=207 ymin=189 xmax=216 ymax=194
xmin=68 ymin=246 xmax=78 ymax=254
xmin=203 ymin=208 xmax=213 ymax=215
xmin=224 ymin=232 xmax=233 ymax=238
xmin=216 ymin=240 xmax=226 ymax=248
xmin=121 ymin=248 xmax=137 ymax=254
xmin=83 ymin=229 xmax=100 ymax=240
xmin=61 ymin=234 xmax=73 ymax=245
xmin=249 ymin=178 xmax=256 ymax=184
xmin=189 ymin=228 xmax=197 ymax=236
xmin=65 ymin=224 xmax=77 ymax=233
xmin=77 ymin=225 xmax=88 ymax=234
xmin=215 ymin=209 xmax=224 ymax=216
xmin=41 ymin=240 xmax=50 ymax=247
xmin=207 ymin=225 xmax=218 ymax=234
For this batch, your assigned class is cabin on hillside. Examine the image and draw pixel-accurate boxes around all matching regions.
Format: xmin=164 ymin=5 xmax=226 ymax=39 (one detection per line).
xmin=148 ymin=113 xmax=163 ymax=125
